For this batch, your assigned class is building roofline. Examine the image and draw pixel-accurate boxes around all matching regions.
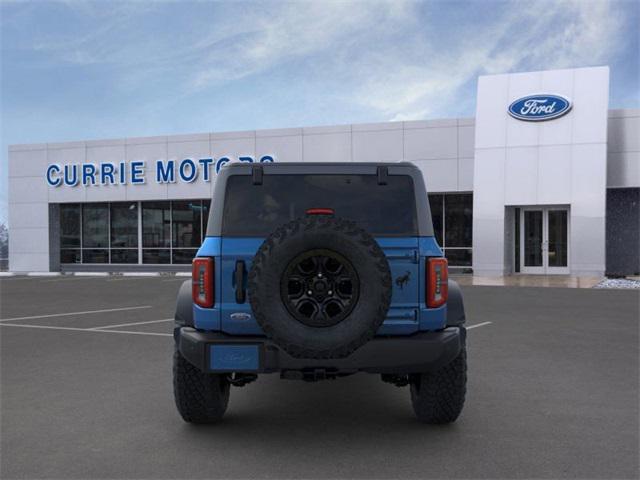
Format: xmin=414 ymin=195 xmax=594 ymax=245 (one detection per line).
xmin=7 ymin=108 xmax=638 ymax=151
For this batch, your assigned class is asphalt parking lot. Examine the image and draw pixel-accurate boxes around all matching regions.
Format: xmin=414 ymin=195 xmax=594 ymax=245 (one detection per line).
xmin=1 ymin=276 xmax=638 ymax=479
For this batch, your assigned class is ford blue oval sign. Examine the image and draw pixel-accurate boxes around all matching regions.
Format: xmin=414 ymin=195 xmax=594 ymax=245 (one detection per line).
xmin=508 ymin=94 xmax=572 ymax=121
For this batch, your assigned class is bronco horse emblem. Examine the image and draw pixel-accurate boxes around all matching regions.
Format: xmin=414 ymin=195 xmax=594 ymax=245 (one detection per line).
xmin=395 ymin=271 xmax=411 ymax=290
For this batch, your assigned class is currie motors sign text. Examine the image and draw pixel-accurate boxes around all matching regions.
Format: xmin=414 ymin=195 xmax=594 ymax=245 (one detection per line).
xmin=508 ymin=94 xmax=572 ymax=121
xmin=46 ymin=155 xmax=274 ymax=187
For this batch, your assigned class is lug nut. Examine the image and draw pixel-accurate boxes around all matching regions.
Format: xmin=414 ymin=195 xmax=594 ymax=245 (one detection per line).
xmin=328 ymin=290 xmax=333 ymax=295
xmin=307 ymin=290 xmax=313 ymax=295
xmin=318 ymin=273 xmax=323 ymax=278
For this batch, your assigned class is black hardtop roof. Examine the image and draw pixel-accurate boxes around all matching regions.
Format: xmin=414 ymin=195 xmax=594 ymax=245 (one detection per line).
xmin=206 ymin=160 xmax=434 ymax=237
xmin=223 ymin=161 xmax=418 ymax=169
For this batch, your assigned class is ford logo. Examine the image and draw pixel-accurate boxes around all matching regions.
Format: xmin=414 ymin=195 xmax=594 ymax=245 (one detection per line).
xmin=221 ymin=352 xmax=254 ymax=365
xmin=508 ymin=94 xmax=572 ymax=121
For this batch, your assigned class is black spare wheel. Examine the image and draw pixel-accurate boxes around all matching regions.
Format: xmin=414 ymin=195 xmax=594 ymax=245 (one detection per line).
xmin=248 ymin=215 xmax=392 ymax=359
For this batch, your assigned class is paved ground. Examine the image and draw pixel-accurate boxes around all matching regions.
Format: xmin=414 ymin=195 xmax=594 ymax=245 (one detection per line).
xmin=1 ymin=276 xmax=638 ymax=479
xmin=451 ymin=273 xmax=603 ymax=288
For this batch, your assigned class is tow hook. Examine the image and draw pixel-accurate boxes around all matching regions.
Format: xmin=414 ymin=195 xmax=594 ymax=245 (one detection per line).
xmin=380 ymin=374 xmax=410 ymax=387
xmin=226 ymin=373 xmax=258 ymax=387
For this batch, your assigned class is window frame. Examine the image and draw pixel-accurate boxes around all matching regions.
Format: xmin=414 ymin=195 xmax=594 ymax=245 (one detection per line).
xmin=221 ymin=174 xmax=419 ymax=237
xmin=428 ymin=192 xmax=473 ymax=267
xmin=60 ymin=200 xmax=209 ymax=265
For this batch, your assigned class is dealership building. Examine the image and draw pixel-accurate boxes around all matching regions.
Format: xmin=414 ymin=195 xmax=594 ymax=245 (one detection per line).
xmin=7 ymin=66 xmax=640 ymax=276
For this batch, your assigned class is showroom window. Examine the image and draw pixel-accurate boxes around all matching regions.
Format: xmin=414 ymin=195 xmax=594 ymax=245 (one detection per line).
xmin=111 ymin=202 xmax=139 ymax=264
xmin=428 ymin=193 xmax=473 ymax=267
xmin=60 ymin=204 xmax=81 ymax=263
xmin=142 ymin=201 xmax=171 ymax=264
xmin=59 ymin=200 xmax=211 ymax=265
xmin=171 ymin=201 xmax=204 ymax=264
xmin=82 ymin=203 xmax=109 ymax=263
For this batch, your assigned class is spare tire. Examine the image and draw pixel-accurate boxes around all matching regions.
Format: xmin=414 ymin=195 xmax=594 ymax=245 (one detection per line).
xmin=248 ymin=215 xmax=392 ymax=359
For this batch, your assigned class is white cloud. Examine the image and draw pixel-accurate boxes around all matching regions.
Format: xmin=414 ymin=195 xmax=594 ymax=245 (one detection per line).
xmin=350 ymin=0 xmax=626 ymax=120
xmin=189 ymin=1 xmax=416 ymax=89
xmin=357 ymin=1 xmax=624 ymax=120
xmin=6 ymin=0 xmax=630 ymax=121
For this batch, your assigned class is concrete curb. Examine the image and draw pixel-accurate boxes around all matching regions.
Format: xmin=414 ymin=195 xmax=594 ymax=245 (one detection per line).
xmin=120 ymin=272 xmax=161 ymax=277
xmin=2 ymin=271 xmax=190 ymax=277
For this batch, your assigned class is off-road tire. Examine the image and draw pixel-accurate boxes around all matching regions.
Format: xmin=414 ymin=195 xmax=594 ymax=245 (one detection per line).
xmin=173 ymin=349 xmax=230 ymax=423
xmin=409 ymin=344 xmax=467 ymax=424
xmin=248 ymin=215 xmax=392 ymax=359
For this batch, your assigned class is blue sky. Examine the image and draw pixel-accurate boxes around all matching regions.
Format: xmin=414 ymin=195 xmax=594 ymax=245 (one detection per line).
xmin=1 ymin=0 xmax=638 ymax=225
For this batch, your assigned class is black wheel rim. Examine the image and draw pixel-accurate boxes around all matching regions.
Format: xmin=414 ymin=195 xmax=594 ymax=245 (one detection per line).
xmin=280 ymin=249 xmax=359 ymax=327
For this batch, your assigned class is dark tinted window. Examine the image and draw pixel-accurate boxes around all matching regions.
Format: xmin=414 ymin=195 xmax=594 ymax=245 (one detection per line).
xmin=202 ymin=200 xmax=211 ymax=233
xmin=427 ymin=193 xmax=473 ymax=267
xmin=428 ymin=194 xmax=443 ymax=246
xmin=60 ymin=204 xmax=81 ymax=248
xmin=111 ymin=249 xmax=138 ymax=264
xmin=60 ymin=249 xmax=80 ymax=264
xmin=444 ymin=248 xmax=472 ymax=266
xmin=143 ymin=249 xmax=170 ymax=264
xmin=142 ymin=202 xmax=170 ymax=248
xmin=110 ymin=202 xmax=138 ymax=248
xmin=82 ymin=204 xmax=109 ymax=247
xmin=82 ymin=249 xmax=109 ymax=263
xmin=172 ymin=201 xmax=202 ymax=248
xmin=222 ymin=174 xmax=417 ymax=236
xmin=172 ymin=248 xmax=197 ymax=264
xmin=444 ymin=194 xmax=473 ymax=247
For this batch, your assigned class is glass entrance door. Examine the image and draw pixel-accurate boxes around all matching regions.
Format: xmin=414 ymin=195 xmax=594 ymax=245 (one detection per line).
xmin=546 ymin=209 xmax=569 ymax=273
xmin=522 ymin=210 xmax=545 ymax=274
xmin=519 ymin=207 xmax=569 ymax=274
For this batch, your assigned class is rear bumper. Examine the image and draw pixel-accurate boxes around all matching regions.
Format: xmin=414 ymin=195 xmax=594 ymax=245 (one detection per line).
xmin=176 ymin=326 xmax=463 ymax=375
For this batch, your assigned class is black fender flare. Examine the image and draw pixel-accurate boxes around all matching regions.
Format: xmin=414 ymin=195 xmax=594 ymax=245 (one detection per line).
xmin=175 ymin=279 xmax=193 ymax=330
xmin=446 ymin=279 xmax=466 ymax=327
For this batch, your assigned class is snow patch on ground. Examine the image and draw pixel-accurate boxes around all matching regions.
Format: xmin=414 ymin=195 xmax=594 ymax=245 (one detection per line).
xmin=593 ymin=278 xmax=640 ymax=289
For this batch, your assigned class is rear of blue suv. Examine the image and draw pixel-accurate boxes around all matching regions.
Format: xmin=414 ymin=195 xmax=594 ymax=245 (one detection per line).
xmin=174 ymin=162 xmax=467 ymax=424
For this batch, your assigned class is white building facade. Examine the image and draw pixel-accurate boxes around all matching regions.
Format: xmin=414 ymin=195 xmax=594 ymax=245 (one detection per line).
xmin=7 ymin=66 xmax=640 ymax=276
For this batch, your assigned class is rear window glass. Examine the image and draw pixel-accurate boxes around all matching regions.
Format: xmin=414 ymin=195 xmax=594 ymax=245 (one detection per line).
xmin=222 ymin=174 xmax=417 ymax=236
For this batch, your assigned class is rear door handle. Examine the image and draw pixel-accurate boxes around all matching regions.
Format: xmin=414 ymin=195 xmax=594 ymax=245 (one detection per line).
xmin=234 ymin=260 xmax=246 ymax=304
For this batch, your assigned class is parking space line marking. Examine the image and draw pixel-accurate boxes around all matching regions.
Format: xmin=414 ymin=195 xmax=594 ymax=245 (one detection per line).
xmin=0 ymin=276 xmax=43 ymax=281
xmin=106 ymin=277 xmax=163 ymax=282
xmin=41 ymin=276 xmax=110 ymax=283
xmin=0 ymin=306 xmax=152 ymax=323
xmin=0 ymin=323 xmax=172 ymax=337
xmin=466 ymin=321 xmax=493 ymax=329
xmin=90 ymin=318 xmax=174 ymax=330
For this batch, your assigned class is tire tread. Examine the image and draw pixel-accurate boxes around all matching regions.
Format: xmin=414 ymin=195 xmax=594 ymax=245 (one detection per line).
xmin=410 ymin=346 xmax=467 ymax=424
xmin=248 ymin=216 xmax=391 ymax=359
xmin=173 ymin=349 xmax=230 ymax=423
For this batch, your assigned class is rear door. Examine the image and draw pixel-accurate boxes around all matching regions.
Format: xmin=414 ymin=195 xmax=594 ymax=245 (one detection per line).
xmin=218 ymin=172 xmax=420 ymax=335
xmin=376 ymin=237 xmax=420 ymax=335
xmin=219 ymin=237 xmax=263 ymax=335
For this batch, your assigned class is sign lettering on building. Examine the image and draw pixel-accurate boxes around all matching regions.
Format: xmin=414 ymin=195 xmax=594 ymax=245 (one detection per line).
xmin=46 ymin=155 xmax=275 ymax=187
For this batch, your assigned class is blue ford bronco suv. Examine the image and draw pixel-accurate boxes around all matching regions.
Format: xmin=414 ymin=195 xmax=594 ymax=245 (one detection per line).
xmin=173 ymin=162 xmax=467 ymax=424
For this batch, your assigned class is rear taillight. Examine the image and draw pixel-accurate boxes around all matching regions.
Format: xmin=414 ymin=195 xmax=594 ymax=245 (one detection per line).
xmin=426 ymin=257 xmax=448 ymax=308
xmin=192 ymin=257 xmax=214 ymax=308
